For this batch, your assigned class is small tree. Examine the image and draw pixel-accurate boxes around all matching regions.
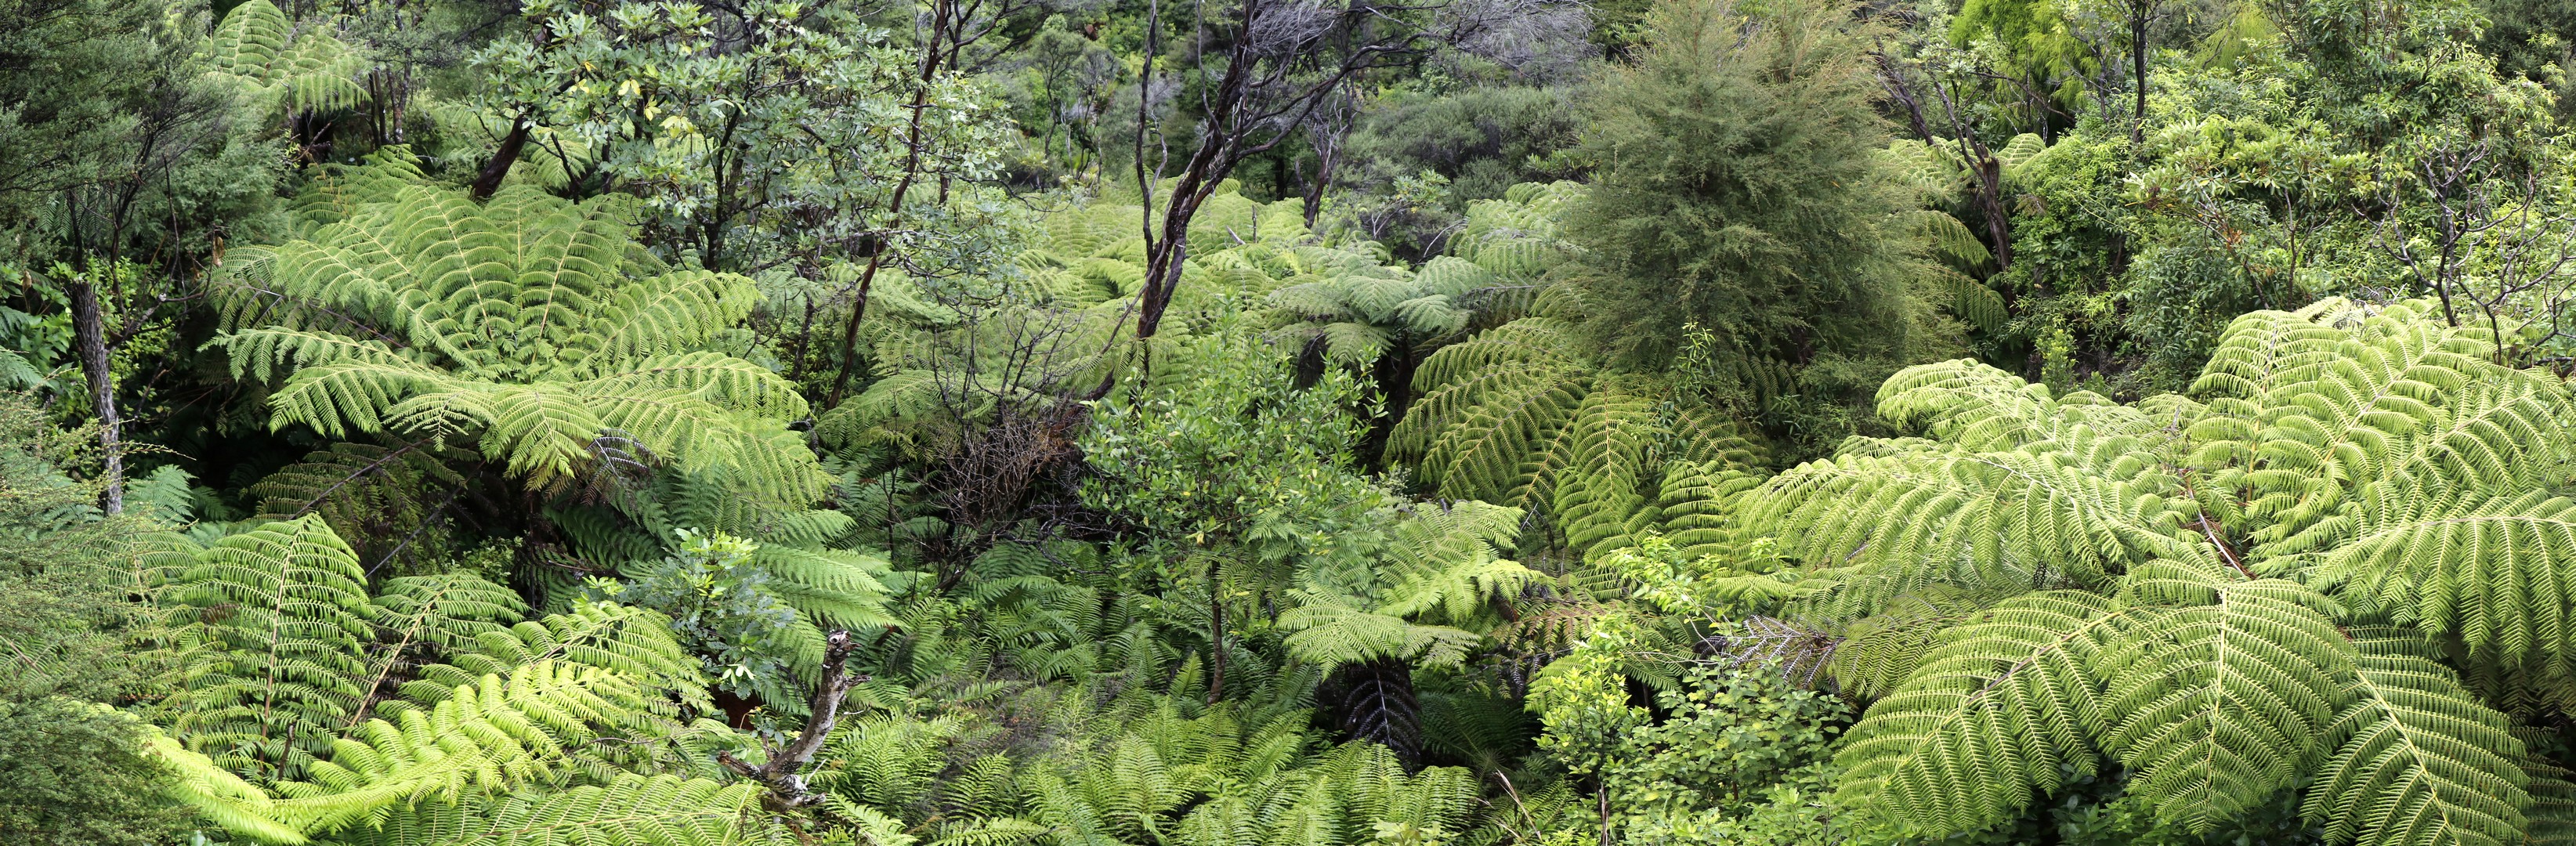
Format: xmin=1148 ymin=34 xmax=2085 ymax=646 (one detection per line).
xmin=1568 ymin=0 xmax=1923 ymax=381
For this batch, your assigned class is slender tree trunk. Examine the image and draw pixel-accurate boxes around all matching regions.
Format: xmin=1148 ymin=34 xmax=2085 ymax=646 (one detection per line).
xmin=717 ymin=630 xmax=870 ymax=808
xmin=1207 ymin=556 xmax=1226 ymax=703
xmin=1876 ymin=53 xmax=2013 ymax=273
xmin=2131 ymin=10 xmax=2148 ymax=145
xmin=785 ymin=295 xmax=821 ymax=381
xmin=1301 ymin=143 xmax=1339 ymax=229
xmin=66 ymin=271 xmax=122 ymax=515
xmin=825 ymin=0 xmax=953 ymax=407
xmin=471 ymin=117 xmax=531 ymax=201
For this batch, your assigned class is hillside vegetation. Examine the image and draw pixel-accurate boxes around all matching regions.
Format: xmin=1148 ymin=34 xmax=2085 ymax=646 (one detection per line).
xmin=10 ymin=0 xmax=2576 ymax=842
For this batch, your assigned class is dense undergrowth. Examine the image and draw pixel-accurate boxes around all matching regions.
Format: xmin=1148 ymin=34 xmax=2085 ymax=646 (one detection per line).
xmin=12 ymin=0 xmax=2576 ymax=841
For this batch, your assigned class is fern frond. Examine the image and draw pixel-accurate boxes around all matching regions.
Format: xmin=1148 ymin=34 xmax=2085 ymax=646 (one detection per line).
xmin=206 ymin=0 xmax=368 ymax=117
xmin=163 ymin=515 xmax=375 ymax=780
xmin=143 ymin=728 xmax=305 ymax=844
xmin=1280 ymin=591 xmax=1484 ymax=669
xmin=2094 ymin=571 xmax=2353 ymax=831
xmin=326 ymin=773 xmax=785 ymax=846
xmin=218 ymin=162 xmax=824 ymax=505
xmin=1834 ymin=591 xmax=2135 ymax=833
xmin=2305 ymin=629 xmax=2531 ymax=846
xmin=419 ymin=600 xmax=711 ymax=715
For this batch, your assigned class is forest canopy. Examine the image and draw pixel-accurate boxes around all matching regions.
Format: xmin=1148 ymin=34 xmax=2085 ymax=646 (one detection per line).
xmin=11 ymin=0 xmax=2576 ymax=841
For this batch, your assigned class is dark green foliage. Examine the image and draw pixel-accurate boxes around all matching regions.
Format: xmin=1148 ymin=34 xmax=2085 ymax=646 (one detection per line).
xmin=2481 ymin=0 xmax=2576 ymax=115
xmin=0 ymin=395 xmax=190 ymax=844
xmin=0 ymin=0 xmax=284 ymax=264
xmin=1339 ymin=84 xmax=1587 ymax=244
xmin=594 ymin=529 xmax=807 ymax=703
xmin=1597 ymin=664 xmax=1850 ymax=845
xmin=1566 ymin=0 xmax=1923 ymax=375
xmin=250 ymin=439 xmax=477 ymax=577
xmin=0 ymin=698 xmax=192 ymax=846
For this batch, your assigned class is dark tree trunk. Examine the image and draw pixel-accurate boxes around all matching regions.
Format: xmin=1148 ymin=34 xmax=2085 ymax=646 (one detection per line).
xmin=65 ymin=272 xmax=122 ymax=515
xmin=2132 ymin=13 xmax=2148 ymax=144
xmin=1207 ymin=556 xmax=1227 ymax=703
xmin=471 ymin=117 xmax=531 ymax=201
xmin=825 ymin=0 xmax=954 ymax=407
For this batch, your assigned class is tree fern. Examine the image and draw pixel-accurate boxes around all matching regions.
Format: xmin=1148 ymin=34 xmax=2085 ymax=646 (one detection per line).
xmin=141 ymin=727 xmax=307 ymax=844
xmin=276 ymin=660 xmax=698 ymax=835
xmin=1264 ymin=246 xmax=1475 ymax=367
xmin=553 ymin=468 xmax=899 ymax=685
xmin=1728 ymin=300 xmax=2574 ymax=844
xmin=215 ymin=154 xmax=828 ymax=505
xmin=1387 ymin=197 xmax=1771 ymax=559
xmin=807 ymin=714 xmax=968 ymax=815
xmin=2093 ymin=570 xmax=2356 ymax=831
xmin=204 ymin=0 xmax=368 ymax=118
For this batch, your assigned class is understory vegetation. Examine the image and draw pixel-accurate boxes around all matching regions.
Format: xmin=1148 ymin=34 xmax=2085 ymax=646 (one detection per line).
xmin=13 ymin=0 xmax=2576 ymax=841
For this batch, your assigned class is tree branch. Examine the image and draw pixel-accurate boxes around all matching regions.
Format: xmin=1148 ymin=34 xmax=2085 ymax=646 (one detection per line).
xmin=714 ymin=628 xmax=870 ymax=808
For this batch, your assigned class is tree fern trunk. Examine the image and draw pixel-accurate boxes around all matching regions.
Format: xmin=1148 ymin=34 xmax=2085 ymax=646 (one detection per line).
xmin=1333 ymin=657 xmax=1421 ymax=769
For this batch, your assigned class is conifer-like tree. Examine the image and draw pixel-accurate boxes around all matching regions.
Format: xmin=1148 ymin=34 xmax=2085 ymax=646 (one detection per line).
xmin=1568 ymin=0 xmax=1927 ymax=375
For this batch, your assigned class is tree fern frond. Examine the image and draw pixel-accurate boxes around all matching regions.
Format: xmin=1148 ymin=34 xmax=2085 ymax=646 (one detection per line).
xmin=2304 ymin=629 xmax=2531 ymax=846
xmin=2095 ymin=571 xmax=2354 ymax=832
xmin=163 ymin=515 xmax=376 ymax=781
xmin=2317 ymin=494 xmax=2576 ymax=671
xmin=205 ymin=0 xmax=368 ymax=117
xmin=327 ymin=774 xmax=785 ymax=846
xmin=278 ymin=661 xmax=690 ymax=835
xmin=142 ymin=728 xmax=305 ymax=844
xmin=419 ymin=601 xmax=711 ymax=715
xmin=1280 ymin=591 xmax=1484 ymax=669
xmin=353 ymin=572 xmax=525 ymax=722
xmin=217 ymin=161 xmax=823 ymax=505
xmin=1834 ymin=591 xmax=2135 ymax=833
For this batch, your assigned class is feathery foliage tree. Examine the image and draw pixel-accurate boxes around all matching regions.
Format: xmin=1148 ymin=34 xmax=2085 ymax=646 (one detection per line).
xmin=1568 ymin=0 xmax=1928 ymax=374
